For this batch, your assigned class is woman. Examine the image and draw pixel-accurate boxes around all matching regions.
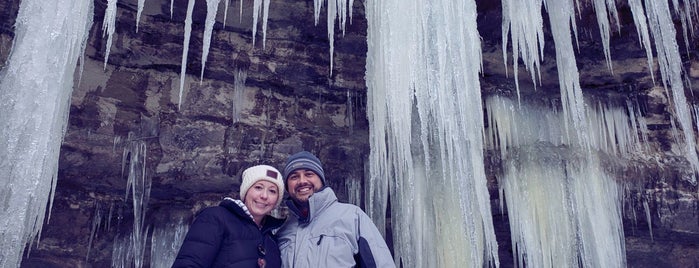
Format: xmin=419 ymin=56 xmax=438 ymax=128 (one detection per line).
xmin=172 ymin=164 xmax=285 ymax=268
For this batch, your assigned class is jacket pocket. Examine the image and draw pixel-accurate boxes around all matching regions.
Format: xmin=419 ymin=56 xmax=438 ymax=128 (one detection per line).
xmin=309 ymin=233 xmax=355 ymax=267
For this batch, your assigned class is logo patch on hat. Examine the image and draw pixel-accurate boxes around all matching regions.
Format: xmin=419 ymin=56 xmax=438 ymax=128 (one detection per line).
xmin=267 ymin=170 xmax=278 ymax=179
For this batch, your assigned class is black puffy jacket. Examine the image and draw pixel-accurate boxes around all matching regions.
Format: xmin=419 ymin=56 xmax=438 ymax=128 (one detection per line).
xmin=172 ymin=198 xmax=284 ymax=268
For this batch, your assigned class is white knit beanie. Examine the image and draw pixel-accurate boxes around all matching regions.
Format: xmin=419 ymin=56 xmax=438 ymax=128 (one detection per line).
xmin=240 ymin=164 xmax=285 ymax=207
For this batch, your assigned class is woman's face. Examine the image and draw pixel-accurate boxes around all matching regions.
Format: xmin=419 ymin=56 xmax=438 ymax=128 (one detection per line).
xmin=244 ymin=180 xmax=280 ymax=219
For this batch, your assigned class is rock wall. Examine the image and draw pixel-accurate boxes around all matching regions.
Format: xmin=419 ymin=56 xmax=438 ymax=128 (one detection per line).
xmin=0 ymin=0 xmax=697 ymax=267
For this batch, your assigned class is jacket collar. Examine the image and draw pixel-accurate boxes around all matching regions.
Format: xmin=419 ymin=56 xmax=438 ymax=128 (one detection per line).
xmin=285 ymin=187 xmax=337 ymax=225
xmin=219 ymin=197 xmax=285 ymax=233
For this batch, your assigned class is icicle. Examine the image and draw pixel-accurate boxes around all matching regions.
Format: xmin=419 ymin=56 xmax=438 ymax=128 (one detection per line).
xmin=345 ymin=174 xmax=361 ymax=206
xmin=0 ymin=1 xmax=93 ymax=267
xmin=201 ymin=0 xmax=222 ymax=82
xmin=591 ymin=0 xmax=620 ymax=73
xmin=150 ymin=218 xmax=189 ymax=268
xmin=240 ymin=0 xmax=244 ymax=23
xmin=312 ymin=0 xmax=354 ymax=74
xmin=111 ymin=234 xmax=134 ymax=268
xmin=485 ymin=95 xmax=647 ymax=160
xmin=122 ymin=135 xmax=152 ymax=268
xmin=170 ymin=0 xmax=174 ymax=19
xmin=223 ymin=0 xmax=230 ymax=28
xmin=86 ymin=202 xmax=103 ymax=262
xmin=544 ymin=0 xmax=588 ymax=146
xmin=501 ymin=0 xmax=545 ymax=101
xmin=232 ymin=68 xmax=247 ymax=123
xmin=178 ymin=0 xmax=196 ymax=110
xmin=346 ymin=89 xmax=355 ymax=132
xmin=628 ymin=0 xmax=656 ymax=84
xmin=644 ymin=0 xmax=699 ymax=179
xmin=262 ymin=0 xmax=271 ymax=47
xmin=488 ymin=95 xmax=627 ymax=268
xmin=251 ymin=0 xmax=271 ymax=48
xmin=642 ymin=199 xmax=654 ymax=240
xmin=136 ymin=0 xmax=146 ymax=32
xmin=102 ymin=0 xmax=118 ymax=69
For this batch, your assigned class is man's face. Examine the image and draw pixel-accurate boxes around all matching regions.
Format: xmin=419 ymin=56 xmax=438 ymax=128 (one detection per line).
xmin=287 ymin=169 xmax=323 ymax=203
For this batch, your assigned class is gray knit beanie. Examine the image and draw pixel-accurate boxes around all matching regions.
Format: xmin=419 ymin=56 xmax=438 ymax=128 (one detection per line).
xmin=283 ymin=151 xmax=326 ymax=186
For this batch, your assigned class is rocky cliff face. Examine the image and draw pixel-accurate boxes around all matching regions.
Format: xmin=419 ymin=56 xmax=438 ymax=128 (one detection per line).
xmin=1 ymin=0 xmax=697 ymax=267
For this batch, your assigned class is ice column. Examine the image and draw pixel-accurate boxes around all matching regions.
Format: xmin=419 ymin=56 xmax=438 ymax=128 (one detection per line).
xmin=0 ymin=0 xmax=93 ymax=267
xmin=366 ymin=0 xmax=498 ymax=267
xmin=486 ymin=95 xmax=633 ymax=268
xmin=232 ymin=68 xmax=247 ymax=123
xmin=150 ymin=219 xmax=189 ymax=268
xmin=114 ymin=132 xmax=153 ymax=268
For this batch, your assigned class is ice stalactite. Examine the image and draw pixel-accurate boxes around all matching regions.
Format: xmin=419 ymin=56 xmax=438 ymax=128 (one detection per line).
xmin=86 ymin=202 xmax=103 ymax=263
xmin=150 ymin=219 xmax=189 ymax=268
xmin=346 ymin=89 xmax=355 ymax=132
xmin=366 ymin=0 xmax=498 ymax=267
xmin=501 ymin=0 xmax=545 ymax=101
xmin=0 ymin=0 xmax=93 ymax=267
xmin=486 ymin=95 xmax=634 ymax=268
xmin=103 ymin=0 xmax=118 ymax=69
xmin=591 ymin=0 xmax=620 ymax=73
xmin=201 ymin=0 xmax=222 ymax=82
xmin=136 ymin=0 xmax=146 ymax=32
xmin=232 ymin=68 xmax=248 ymax=123
xmin=223 ymin=0 xmax=230 ymax=27
xmin=645 ymin=0 xmax=699 ymax=180
xmin=178 ymin=0 xmax=196 ymax=110
xmin=628 ymin=0 xmax=656 ymax=84
xmin=240 ymin=0 xmax=244 ymax=23
xmin=251 ymin=0 xmax=271 ymax=47
xmin=114 ymin=132 xmax=152 ymax=268
xmin=313 ymin=0 xmax=354 ymax=74
xmin=545 ymin=0 xmax=588 ymax=144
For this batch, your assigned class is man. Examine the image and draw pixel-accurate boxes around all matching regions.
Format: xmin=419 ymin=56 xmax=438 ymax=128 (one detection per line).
xmin=276 ymin=151 xmax=396 ymax=268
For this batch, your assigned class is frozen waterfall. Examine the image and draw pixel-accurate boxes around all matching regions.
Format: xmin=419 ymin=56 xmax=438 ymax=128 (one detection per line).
xmin=3 ymin=0 xmax=699 ymax=267
xmin=485 ymin=95 xmax=638 ymax=267
xmin=0 ymin=0 xmax=93 ymax=267
xmin=365 ymin=0 xmax=499 ymax=267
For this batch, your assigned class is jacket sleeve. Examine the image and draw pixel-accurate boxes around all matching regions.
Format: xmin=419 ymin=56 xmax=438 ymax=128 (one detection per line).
xmin=172 ymin=209 xmax=223 ymax=268
xmin=357 ymin=210 xmax=397 ymax=268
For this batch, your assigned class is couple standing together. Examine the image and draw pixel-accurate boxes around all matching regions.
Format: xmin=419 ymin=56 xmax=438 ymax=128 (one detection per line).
xmin=172 ymin=151 xmax=396 ymax=268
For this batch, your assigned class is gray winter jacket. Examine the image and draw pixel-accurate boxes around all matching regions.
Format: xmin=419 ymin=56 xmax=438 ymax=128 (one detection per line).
xmin=277 ymin=187 xmax=396 ymax=268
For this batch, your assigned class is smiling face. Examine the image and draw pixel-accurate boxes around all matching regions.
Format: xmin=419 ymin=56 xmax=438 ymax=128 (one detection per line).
xmin=244 ymin=180 xmax=280 ymax=225
xmin=286 ymin=169 xmax=323 ymax=204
